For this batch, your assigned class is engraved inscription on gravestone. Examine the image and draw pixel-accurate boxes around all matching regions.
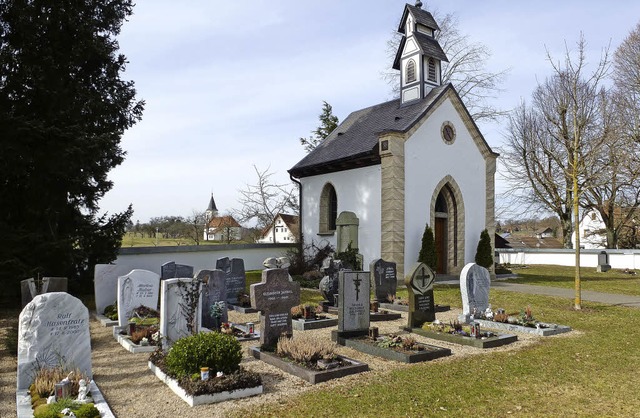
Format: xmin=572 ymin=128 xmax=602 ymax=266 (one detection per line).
xmin=197 ymin=269 xmax=228 ymax=330
xmin=338 ymin=271 xmax=370 ymax=333
xmin=459 ymin=263 xmax=491 ymax=319
xmin=371 ymin=258 xmax=397 ymax=303
xmin=405 ymin=262 xmax=436 ymax=327
xmin=117 ymin=270 xmax=160 ymax=327
xmin=217 ymin=257 xmax=246 ymax=305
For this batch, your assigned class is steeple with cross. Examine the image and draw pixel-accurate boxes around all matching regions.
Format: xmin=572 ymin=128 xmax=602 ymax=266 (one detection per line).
xmin=393 ymin=1 xmax=449 ymax=104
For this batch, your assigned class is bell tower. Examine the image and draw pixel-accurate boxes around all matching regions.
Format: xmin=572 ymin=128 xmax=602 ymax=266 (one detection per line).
xmin=392 ymin=1 xmax=448 ymax=104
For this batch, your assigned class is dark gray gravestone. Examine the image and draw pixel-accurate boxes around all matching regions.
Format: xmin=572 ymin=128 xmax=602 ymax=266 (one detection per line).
xmin=597 ymin=251 xmax=611 ymax=273
xmin=337 ymin=271 xmax=370 ymax=334
xmin=250 ymin=268 xmax=300 ymax=349
xmin=459 ymin=263 xmax=490 ymax=320
xmin=197 ymin=269 xmax=228 ymax=330
xmin=405 ymin=262 xmax=436 ymax=327
xmin=217 ymin=257 xmax=246 ymax=304
xmin=20 ymin=277 xmax=68 ymax=308
xmin=17 ymin=293 xmax=91 ymax=390
xmin=319 ymin=258 xmax=342 ymax=306
xmin=160 ymin=261 xmax=194 ymax=280
xmin=370 ymin=259 xmax=397 ymax=303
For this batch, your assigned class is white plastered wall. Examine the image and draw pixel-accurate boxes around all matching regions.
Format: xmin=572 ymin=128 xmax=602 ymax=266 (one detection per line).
xmin=300 ymin=165 xmax=381 ymax=268
xmin=404 ymin=98 xmax=488 ymax=271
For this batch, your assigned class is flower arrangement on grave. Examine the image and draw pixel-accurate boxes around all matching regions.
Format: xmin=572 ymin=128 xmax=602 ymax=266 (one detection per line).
xmin=102 ymin=301 xmax=118 ymax=320
xmin=128 ymin=305 xmax=160 ymax=326
xmin=275 ymin=334 xmax=342 ymax=369
xmin=481 ymin=306 xmax=548 ymax=329
xmin=425 ymin=320 xmax=496 ymax=339
xmin=149 ymin=332 xmax=261 ymax=396
xmin=29 ymin=367 xmax=100 ymax=418
xmin=236 ymin=291 xmax=252 ymax=307
xmin=387 ymin=294 xmax=408 ymax=306
xmin=130 ymin=325 xmax=160 ymax=346
xmin=375 ymin=334 xmax=423 ymax=351
xmin=290 ymin=303 xmax=325 ymax=320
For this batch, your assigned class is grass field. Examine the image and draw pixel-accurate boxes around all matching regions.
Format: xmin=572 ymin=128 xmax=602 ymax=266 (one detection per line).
xmin=508 ymin=264 xmax=640 ymax=296
xmin=118 ymin=232 xmax=242 ymax=247
xmin=227 ymin=266 xmax=640 ymax=417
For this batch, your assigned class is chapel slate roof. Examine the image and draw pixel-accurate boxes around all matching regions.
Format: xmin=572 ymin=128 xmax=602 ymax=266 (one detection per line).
xmin=289 ymin=84 xmax=450 ymax=178
xmin=399 ymin=4 xmax=440 ymax=33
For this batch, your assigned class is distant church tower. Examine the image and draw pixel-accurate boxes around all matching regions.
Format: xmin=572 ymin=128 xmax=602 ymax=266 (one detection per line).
xmin=392 ymin=0 xmax=448 ymax=104
xmin=205 ymin=194 xmax=218 ymax=220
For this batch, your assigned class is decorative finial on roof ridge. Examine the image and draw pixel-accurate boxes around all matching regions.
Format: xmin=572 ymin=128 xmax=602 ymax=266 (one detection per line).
xmin=415 ymin=0 xmax=423 ymax=8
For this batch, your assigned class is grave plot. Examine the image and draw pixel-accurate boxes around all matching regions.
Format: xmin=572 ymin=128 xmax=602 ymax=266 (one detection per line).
xmin=248 ymin=265 xmax=367 ymax=383
xmin=410 ymin=321 xmax=517 ymax=349
xmin=457 ymin=263 xmax=570 ymax=337
xmin=148 ymin=332 xmax=263 ymax=406
xmin=331 ymin=270 xmax=450 ymax=363
xmin=16 ymin=292 xmax=114 ymax=417
xmin=291 ymin=303 xmax=338 ymax=331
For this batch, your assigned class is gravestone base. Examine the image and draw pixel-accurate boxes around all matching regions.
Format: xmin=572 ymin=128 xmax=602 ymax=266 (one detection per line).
xmin=473 ymin=319 xmax=572 ymax=336
xmin=597 ymin=264 xmax=611 ymax=273
xmin=320 ymin=302 xmax=338 ymax=315
xmin=369 ymin=311 xmax=402 ymax=322
xmin=407 ymin=327 xmax=518 ymax=349
xmin=336 ymin=335 xmax=451 ymax=363
xmin=292 ymin=317 xmax=338 ymax=331
xmin=379 ymin=303 xmax=450 ymax=313
xmin=228 ymin=304 xmax=259 ymax=314
xmin=16 ymin=381 xmax=114 ymax=418
xmin=116 ymin=334 xmax=158 ymax=353
xmin=95 ymin=313 xmax=118 ymax=327
xmin=249 ymin=347 xmax=368 ymax=384
xmin=331 ymin=329 xmax=368 ymax=345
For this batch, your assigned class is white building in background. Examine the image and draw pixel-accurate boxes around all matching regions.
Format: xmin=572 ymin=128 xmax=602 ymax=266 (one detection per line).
xmin=257 ymin=213 xmax=299 ymax=243
xmin=203 ymin=194 xmax=242 ymax=242
xmin=572 ymin=209 xmax=607 ymax=249
xmin=288 ymin=1 xmax=497 ymax=278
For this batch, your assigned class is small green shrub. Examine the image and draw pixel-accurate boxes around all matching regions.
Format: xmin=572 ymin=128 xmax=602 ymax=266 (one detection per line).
xmin=165 ymin=332 xmax=242 ymax=378
xmin=75 ymin=403 xmax=100 ymax=418
xmin=418 ymin=224 xmax=437 ymax=270
xmin=103 ymin=302 xmax=118 ymax=320
xmin=33 ymin=404 xmax=58 ymax=418
xmin=336 ymin=242 xmax=361 ymax=270
xmin=475 ymin=229 xmax=493 ymax=268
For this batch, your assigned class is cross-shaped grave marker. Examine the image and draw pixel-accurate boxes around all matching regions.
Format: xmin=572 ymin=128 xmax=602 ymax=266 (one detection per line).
xmin=405 ymin=262 xmax=436 ymax=327
xmin=250 ymin=268 xmax=300 ymax=349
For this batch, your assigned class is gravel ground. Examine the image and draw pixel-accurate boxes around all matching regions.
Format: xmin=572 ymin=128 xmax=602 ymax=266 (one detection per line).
xmin=0 ymin=307 xmax=570 ymax=418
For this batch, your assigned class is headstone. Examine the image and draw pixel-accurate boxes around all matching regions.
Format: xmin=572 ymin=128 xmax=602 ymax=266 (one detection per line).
xmin=459 ymin=263 xmax=491 ymax=320
xmin=197 ymin=269 xmax=228 ymax=330
xmin=371 ymin=258 xmax=397 ymax=303
xmin=160 ymin=261 xmax=194 ymax=280
xmin=216 ymin=257 xmax=246 ymax=305
xmin=336 ymin=211 xmax=359 ymax=253
xmin=94 ymin=264 xmax=132 ymax=315
xmin=319 ymin=258 xmax=342 ymax=305
xmin=117 ymin=269 xmax=160 ymax=327
xmin=250 ymin=268 xmax=300 ymax=349
xmin=337 ymin=271 xmax=370 ymax=334
xmin=20 ymin=277 xmax=68 ymax=308
xmin=160 ymin=278 xmax=202 ymax=350
xmin=404 ymin=262 xmax=436 ymax=327
xmin=597 ymin=251 xmax=611 ymax=273
xmin=17 ymin=292 xmax=91 ymax=390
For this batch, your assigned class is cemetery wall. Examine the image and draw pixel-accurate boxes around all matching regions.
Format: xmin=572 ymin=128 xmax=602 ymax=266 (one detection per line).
xmin=115 ymin=244 xmax=295 ymax=274
xmin=497 ymin=248 xmax=640 ymax=269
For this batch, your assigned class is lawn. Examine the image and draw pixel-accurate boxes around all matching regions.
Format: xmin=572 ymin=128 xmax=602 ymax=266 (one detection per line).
xmin=228 ymin=285 xmax=640 ymax=417
xmin=118 ymin=232 xmax=242 ymax=247
xmin=507 ymin=264 xmax=640 ymax=296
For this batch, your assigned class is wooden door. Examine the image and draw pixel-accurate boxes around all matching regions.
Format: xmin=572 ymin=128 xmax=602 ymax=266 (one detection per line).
xmin=435 ymin=217 xmax=447 ymax=273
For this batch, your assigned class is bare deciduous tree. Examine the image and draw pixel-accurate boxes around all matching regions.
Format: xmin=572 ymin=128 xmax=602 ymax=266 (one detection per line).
xmin=382 ymin=8 xmax=509 ymax=122
xmin=502 ymin=35 xmax=610 ymax=309
xmin=236 ymin=165 xmax=297 ymax=243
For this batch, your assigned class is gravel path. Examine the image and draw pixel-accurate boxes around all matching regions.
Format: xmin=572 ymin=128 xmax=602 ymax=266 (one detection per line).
xmin=0 ymin=307 xmax=563 ymax=418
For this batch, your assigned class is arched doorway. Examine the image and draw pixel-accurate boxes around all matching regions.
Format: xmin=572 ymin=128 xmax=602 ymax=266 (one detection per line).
xmin=430 ymin=177 xmax=465 ymax=275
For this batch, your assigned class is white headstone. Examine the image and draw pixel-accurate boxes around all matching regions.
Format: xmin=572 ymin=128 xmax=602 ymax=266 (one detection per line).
xmin=460 ymin=263 xmax=491 ymax=317
xmin=94 ymin=264 xmax=132 ymax=315
xmin=160 ymin=278 xmax=202 ymax=350
xmin=17 ymin=292 xmax=92 ymax=390
xmin=117 ymin=269 xmax=160 ymax=327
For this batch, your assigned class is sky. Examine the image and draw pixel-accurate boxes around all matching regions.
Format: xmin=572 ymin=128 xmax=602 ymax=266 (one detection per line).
xmin=97 ymin=0 xmax=640 ymax=224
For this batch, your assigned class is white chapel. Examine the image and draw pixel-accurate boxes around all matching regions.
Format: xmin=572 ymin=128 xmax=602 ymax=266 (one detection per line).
xmin=288 ymin=1 xmax=498 ymax=278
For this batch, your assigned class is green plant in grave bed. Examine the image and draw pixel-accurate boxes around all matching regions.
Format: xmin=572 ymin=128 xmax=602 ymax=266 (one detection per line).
xmin=103 ymin=301 xmax=118 ymax=320
xmin=165 ymin=332 xmax=242 ymax=378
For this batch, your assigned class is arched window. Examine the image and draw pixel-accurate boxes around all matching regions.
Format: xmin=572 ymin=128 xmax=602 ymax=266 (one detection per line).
xmin=405 ymin=59 xmax=416 ymax=84
xmin=427 ymin=58 xmax=436 ymax=82
xmin=320 ymin=183 xmax=337 ymax=233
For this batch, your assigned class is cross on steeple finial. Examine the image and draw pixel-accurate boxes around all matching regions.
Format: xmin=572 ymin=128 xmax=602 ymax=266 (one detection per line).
xmin=415 ymin=0 xmax=423 ymax=8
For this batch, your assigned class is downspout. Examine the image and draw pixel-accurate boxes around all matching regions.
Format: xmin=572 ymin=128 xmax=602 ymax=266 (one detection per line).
xmin=289 ymin=173 xmax=302 ymax=244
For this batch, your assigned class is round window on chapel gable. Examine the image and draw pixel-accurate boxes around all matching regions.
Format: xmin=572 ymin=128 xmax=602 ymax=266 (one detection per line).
xmin=441 ymin=122 xmax=456 ymax=144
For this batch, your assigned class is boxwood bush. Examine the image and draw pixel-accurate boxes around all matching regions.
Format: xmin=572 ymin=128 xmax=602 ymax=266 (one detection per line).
xmin=165 ymin=332 xmax=242 ymax=378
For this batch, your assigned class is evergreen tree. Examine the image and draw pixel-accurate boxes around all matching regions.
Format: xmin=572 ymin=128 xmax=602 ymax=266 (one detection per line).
xmin=418 ymin=224 xmax=437 ymax=270
xmin=299 ymin=101 xmax=339 ymax=153
xmin=0 ymin=0 xmax=143 ymax=297
xmin=475 ymin=229 xmax=493 ymax=268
